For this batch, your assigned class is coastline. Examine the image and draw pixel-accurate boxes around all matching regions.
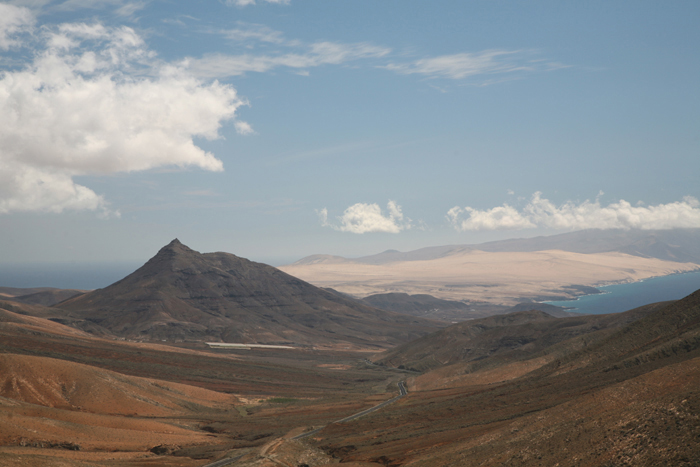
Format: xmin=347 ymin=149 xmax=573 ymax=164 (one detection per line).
xmin=591 ymin=265 xmax=700 ymax=289
xmin=543 ymin=269 xmax=700 ymax=314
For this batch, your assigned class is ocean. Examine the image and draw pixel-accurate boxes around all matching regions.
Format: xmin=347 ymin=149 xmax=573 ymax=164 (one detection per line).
xmin=545 ymin=270 xmax=700 ymax=315
xmin=0 ymin=262 xmax=143 ymax=290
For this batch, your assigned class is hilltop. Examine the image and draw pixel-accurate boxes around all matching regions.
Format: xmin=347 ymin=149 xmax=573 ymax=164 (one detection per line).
xmin=56 ymin=239 xmax=440 ymax=348
xmin=301 ymin=228 xmax=700 ymax=265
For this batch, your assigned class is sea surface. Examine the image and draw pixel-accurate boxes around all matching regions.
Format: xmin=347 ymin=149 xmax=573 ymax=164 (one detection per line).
xmin=545 ymin=270 xmax=700 ymax=315
xmin=0 ymin=262 xmax=143 ymax=290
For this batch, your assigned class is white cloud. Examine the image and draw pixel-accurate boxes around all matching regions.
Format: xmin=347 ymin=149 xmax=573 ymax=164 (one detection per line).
xmin=0 ymin=11 xmax=248 ymax=215
xmin=199 ymin=28 xmax=559 ymax=87
xmin=385 ymin=49 xmax=566 ymax=81
xmin=0 ymin=160 xmax=111 ymax=216
xmin=184 ymin=42 xmax=391 ymax=78
xmin=447 ymin=205 xmax=535 ymax=231
xmin=223 ymin=23 xmax=289 ymax=45
xmin=225 ymin=0 xmax=290 ymax=7
xmin=114 ymin=1 xmax=147 ymax=18
xmin=448 ymin=192 xmax=700 ymax=231
xmin=55 ymin=0 xmax=136 ymax=12
xmin=0 ymin=4 xmax=34 ymax=50
xmin=319 ymin=201 xmax=411 ymax=234
xmin=8 ymin=0 xmax=147 ymax=14
xmin=234 ymin=120 xmax=255 ymax=135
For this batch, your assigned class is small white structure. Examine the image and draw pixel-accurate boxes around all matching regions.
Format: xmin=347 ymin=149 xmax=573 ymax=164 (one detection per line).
xmin=205 ymin=342 xmax=295 ymax=350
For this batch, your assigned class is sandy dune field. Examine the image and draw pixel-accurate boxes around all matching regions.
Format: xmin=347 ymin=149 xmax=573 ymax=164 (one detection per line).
xmin=280 ymin=249 xmax=700 ymax=305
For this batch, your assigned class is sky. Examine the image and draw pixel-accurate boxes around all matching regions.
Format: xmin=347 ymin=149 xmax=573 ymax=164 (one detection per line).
xmin=1 ymin=0 xmax=699 ymax=270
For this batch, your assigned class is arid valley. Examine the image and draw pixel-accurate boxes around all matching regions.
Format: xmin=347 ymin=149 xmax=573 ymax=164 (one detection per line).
xmin=1 ymin=230 xmax=700 ymax=466
xmin=2 ymin=2 xmax=700 ymax=465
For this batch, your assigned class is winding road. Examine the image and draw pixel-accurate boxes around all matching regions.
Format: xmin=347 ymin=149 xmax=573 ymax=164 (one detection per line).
xmin=203 ymin=381 xmax=407 ymax=466
xmin=292 ymin=380 xmax=407 ymax=440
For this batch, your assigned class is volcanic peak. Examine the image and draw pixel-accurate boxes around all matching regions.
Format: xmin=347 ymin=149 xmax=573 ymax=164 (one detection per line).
xmin=57 ymin=240 xmax=439 ymax=346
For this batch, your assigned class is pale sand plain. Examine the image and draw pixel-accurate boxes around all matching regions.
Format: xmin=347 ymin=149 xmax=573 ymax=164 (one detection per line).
xmin=279 ymin=249 xmax=700 ymax=305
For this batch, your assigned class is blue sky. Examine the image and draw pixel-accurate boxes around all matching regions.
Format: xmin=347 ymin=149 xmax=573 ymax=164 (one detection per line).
xmin=1 ymin=0 xmax=699 ymax=266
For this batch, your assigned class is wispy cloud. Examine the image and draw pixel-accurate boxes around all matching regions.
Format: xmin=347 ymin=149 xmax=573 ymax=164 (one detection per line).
xmin=319 ymin=201 xmax=411 ymax=234
xmin=184 ymin=21 xmax=565 ymax=86
xmin=114 ymin=1 xmax=147 ymax=18
xmin=222 ymin=23 xmax=291 ymax=45
xmin=448 ymin=192 xmax=700 ymax=231
xmin=54 ymin=0 xmax=136 ymax=12
xmin=385 ymin=49 xmax=568 ymax=82
xmin=0 ymin=6 xmax=250 ymax=216
xmin=9 ymin=0 xmax=149 ymax=17
xmin=184 ymin=41 xmax=391 ymax=78
xmin=225 ymin=0 xmax=290 ymax=7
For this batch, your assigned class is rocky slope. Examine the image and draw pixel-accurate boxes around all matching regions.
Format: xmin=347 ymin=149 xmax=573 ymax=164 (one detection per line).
xmin=373 ymin=303 xmax=665 ymax=372
xmin=57 ymin=239 xmax=439 ymax=348
xmin=305 ymin=289 xmax=700 ymax=466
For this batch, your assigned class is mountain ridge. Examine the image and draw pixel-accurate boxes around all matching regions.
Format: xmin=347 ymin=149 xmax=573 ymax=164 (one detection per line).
xmin=291 ymin=228 xmax=700 ymax=265
xmin=57 ymin=239 xmax=440 ymax=348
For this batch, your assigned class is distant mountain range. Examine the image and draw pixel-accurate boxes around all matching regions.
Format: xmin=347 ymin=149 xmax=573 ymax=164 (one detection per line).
xmin=56 ymin=239 xmax=440 ymax=348
xmin=293 ymin=228 xmax=700 ymax=265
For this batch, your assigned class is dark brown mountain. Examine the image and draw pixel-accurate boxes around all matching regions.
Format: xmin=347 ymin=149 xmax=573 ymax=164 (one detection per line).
xmin=57 ymin=239 xmax=440 ymax=348
xmin=374 ymin=302 xmax=668 ymax=372
xmin=362 ymin=292 xmax=475 ymax=320
xmin=361 ymin=292 xmax=572 ymax=321
xmin=362 ymin=293 xmax=470 ymax=315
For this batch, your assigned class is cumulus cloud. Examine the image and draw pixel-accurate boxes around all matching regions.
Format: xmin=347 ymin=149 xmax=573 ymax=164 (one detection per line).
xmin=447 ymin=204 xmax=535 ymax=231
xmin=0 ymin=6 xmax=248 ymax=215
xmin=385 ymin=50 xmax=567 ymax=81
xmin=318 ymin=201 xmax=411 ymax=234
xmin=448 ymin=192 xmax=700 ymax=231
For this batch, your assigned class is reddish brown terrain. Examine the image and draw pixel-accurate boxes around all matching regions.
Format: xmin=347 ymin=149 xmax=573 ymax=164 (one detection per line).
xmin=1 ymin=240 xmax=699 ymax=466
xmin=296 ymin=290 xmax=700 ymax=467
xmin=0 ymin=299 xmax=410 ymax=466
